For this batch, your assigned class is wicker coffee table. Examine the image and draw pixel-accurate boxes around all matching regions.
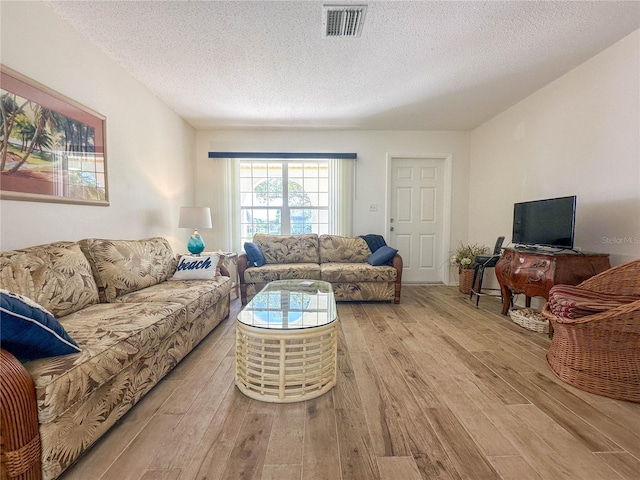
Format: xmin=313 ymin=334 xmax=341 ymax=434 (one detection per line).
xmin=235 ymin=280 xmax=338 ymax=403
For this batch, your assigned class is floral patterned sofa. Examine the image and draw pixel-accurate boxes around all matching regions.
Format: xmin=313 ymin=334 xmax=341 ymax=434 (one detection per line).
xmin=0 ymin=237 xmax=232 ymax=480
xmin=238 ymin=234 xmax=403 ymax=305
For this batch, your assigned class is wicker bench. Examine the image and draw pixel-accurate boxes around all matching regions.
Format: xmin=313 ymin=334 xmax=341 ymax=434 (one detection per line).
xmin=542 ymin=259 xmax=640 ymax=403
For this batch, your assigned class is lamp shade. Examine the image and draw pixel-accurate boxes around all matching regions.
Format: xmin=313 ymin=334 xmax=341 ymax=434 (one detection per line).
xmin=178 ymin=207 xmax=212 ymax=229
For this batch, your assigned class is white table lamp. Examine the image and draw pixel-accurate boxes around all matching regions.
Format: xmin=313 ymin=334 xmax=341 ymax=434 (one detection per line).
xmin=178 ymin=207 xmax=212 ymax=255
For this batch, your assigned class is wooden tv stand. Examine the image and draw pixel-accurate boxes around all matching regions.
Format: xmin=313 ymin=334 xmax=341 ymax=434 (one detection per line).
xmin=495 ymin=247 xmax=610 ymax=316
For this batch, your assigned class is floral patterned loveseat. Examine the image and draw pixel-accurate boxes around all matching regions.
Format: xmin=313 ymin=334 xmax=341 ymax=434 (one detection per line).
xmin=238 ymin=234 xmax=403 ymax=305
xmin=0 ymin=237 xmax=232 ymax=480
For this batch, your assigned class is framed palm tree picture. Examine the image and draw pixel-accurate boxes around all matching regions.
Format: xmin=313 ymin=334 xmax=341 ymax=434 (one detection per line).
xmin=0 ymin=65 xmax=108 ymax=205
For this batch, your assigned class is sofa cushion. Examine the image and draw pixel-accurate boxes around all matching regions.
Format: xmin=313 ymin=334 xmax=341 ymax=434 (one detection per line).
xmin=319 ymin=235 xmax=370 ymax=263
xmin=80 ymin=237 xmax=178 ymax=303
xmin=24 ymin=301 xmax=186 ymax=423
xmin=0 ymin=289 xmax=81 ymax=361
xmin=320 ymin=263 xmax=397 ymax=283
xmin=243 ymin=263 xmax=322 ymax=283
xmin=116 ymin=277 xmax=232 ymax=321
xmin=253 ymin=234 xmax=319 ymax=264
xmin=0 ymin=241 xmax=99 ymax=317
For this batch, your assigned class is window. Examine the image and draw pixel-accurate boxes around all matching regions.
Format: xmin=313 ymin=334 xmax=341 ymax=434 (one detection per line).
xmin=239 ymin=160 xmax=330 ymax=244
xmin=208 ymin=152 xmax=356 ymax=251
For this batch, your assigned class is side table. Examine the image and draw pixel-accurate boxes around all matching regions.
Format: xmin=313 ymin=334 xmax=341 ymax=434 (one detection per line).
xmin=184 ymin=251 xmax=239 ymax=299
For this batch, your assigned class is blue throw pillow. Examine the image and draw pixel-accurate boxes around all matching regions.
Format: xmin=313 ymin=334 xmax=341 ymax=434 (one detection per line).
xmin=367 ymin=245 xmax=398 ymax=266
xmin=244 ymin=242 xmax=266 ymax=267
xmin=0 ymin=289 xmax=81 ymax=361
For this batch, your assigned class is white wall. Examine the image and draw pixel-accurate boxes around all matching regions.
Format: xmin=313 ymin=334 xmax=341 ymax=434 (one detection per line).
xmin=469 ymin=30 xmax=640 ymax=268
xmin=195 ymin=129 xmax=471 ymax=273
xmin=0 ymin=1 xmax=195 ymax=252
xmin=6 ymin=0 xmax=634 ymax=273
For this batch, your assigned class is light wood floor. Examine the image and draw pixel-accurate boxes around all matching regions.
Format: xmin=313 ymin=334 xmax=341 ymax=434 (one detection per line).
xmin=61 ymin=286 xmax=640 ymax=480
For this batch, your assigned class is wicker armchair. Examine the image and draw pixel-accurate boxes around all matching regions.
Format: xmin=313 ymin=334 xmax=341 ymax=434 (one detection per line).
xmin=0 ymin=349 xmax=42 ymax=480
xmin=542 ymin=259 xmax=640 ymax=403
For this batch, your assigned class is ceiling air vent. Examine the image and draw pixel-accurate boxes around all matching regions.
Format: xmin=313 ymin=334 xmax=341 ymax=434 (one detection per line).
xmin=323 ymin=4 xmax=367 ymax=38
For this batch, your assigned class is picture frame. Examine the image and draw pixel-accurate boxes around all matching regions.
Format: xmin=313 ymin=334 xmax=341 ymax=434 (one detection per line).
xmin=0 ymin=65 xmax=108 ymax=206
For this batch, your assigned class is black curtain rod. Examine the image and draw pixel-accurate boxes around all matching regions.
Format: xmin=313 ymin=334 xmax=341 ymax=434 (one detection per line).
xmin=208 ymin=152 xmax=357 ymax=159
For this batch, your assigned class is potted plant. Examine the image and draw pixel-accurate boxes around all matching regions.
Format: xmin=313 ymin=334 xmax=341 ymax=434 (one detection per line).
xmin=450 ymin=242 xmax=490 ymax=294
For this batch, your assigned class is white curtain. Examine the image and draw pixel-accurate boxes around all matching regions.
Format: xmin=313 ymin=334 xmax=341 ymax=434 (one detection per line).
xmin=224 ymin=158 xmax=241 ymax=251
xmin=329 ymin=157 xmax=355 ymax=237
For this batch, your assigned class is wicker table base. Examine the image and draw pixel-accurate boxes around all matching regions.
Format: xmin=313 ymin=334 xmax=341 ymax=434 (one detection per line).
xmin=235 ymin=320 xmax=338 ymax=403
xmin=235 ymin=280 xmax=338 ymax=403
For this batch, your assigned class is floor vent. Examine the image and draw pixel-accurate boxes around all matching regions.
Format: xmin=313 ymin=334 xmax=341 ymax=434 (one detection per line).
xmin=323 ymin=5 xmax=367 ymax=37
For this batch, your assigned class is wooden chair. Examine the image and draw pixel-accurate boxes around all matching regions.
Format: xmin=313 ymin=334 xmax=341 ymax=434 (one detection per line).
xmin=541 ymin=259 xmax=640 ymax=403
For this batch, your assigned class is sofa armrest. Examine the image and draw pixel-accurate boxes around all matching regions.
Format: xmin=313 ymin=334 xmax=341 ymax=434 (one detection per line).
xmin=392 ymin=254 xmax=403 ymax=304
xmin=219 ymin=264 xmax=230 ymax=278
xmin=237 ymin=253 xmax=250 ymax=305
xmin=0 ymin=349 xmax=42 ymax=480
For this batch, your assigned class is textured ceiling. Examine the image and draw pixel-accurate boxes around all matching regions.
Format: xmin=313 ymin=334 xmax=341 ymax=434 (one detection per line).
xmin=45 ymin=1 xmax=640 ymax=130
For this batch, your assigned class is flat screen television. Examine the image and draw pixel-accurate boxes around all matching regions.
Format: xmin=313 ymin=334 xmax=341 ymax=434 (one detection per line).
xmin=512 ymin=195 xmax=576 ymax=249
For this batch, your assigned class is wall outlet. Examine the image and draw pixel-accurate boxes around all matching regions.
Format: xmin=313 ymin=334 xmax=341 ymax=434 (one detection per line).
xmin=369 ymin=203 xmax=378 ymax=212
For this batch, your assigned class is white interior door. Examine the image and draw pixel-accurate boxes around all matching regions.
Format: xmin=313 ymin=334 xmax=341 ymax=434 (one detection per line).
xmin=389 ymin=157 xmax=448 ymax=284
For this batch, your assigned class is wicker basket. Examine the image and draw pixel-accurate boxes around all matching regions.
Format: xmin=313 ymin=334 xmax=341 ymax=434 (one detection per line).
xmin=458 ymin=269 xmax=474 ymax=294
xmin=509 ymin=308 xmax=549 ymax=333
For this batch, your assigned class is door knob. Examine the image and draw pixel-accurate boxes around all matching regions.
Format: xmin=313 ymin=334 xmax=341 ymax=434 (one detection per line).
xmin=390 ymin=227 xmax=395 ymax=231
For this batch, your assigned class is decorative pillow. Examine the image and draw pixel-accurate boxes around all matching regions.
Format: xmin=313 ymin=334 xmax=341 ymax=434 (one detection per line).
xmin=0 ymin=289 xmax=81 ymax=361
xmin=244 ymin=242 xmax=266 ymax=267
xmin=367 ymin=245 xmax=398 ymax=266
xmin=171 ymin=254 xmax=221 ymax=280
xmin=547 ymin=284 xmax=640 ymax=319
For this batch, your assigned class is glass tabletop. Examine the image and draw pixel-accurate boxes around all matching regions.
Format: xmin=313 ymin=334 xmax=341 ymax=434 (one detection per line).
xmin=237 ymin=280 xmax=337 ymax=330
